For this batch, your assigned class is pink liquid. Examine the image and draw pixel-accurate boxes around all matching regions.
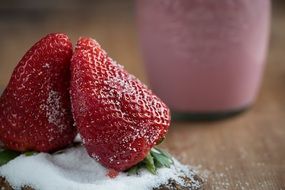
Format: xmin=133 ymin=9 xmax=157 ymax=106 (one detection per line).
xmin=136 ymin=0 xmax=271 ymax=113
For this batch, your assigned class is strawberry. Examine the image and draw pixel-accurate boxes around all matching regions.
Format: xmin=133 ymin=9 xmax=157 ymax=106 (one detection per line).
xmin=70 ymin=37 xmax=170 ymax=171
xmin=0 ymin=33 xmax=76 ymax=152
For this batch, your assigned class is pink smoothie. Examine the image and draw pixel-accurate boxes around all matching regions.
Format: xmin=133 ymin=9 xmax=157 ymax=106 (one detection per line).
xmin=136 ymin=0 xmax=271 ymax=113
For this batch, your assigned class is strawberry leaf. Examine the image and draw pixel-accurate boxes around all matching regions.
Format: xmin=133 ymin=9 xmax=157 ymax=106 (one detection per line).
xmin=152 ymin=151 xmax=171 ymax=168
xmin=143 ymin=152 xmax=156 ymax=174
xmin=157 ymin=148 xmax=173 ymax=161
xmin=151 ymin=147 xmax=173 ymax=168
xmin=0 ymin=149 xmax=20 ymax=166
xmin=125 ymin=147 xmax=173 ymax=175
xmin=127 ymin=165 xmax=140 ymax=175
xmin=0 ymin=149 xmax=39 ymax=166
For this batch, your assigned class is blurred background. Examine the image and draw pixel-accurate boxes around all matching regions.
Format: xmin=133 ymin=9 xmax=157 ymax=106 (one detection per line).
xmin=0 ymin=0 xmax=144 ymax=87
xmin=0 ymin=0 xmax=284 ymax=189
xmin=0 ymin=0 xmax=284 ymax=117
xmin=1 ymin=0 xmax=283 ymax=88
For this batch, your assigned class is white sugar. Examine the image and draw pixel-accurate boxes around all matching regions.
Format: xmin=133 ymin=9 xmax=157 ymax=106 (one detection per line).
xmin=43 ymin=63 xmax=50 ymax=68
xmin=74 ymin=134 xmax=82 ymax=142
xmin=0 ymin=146 xmax=202 ymax=190
xmin=40 ymin=90 xmax=66 ymax=130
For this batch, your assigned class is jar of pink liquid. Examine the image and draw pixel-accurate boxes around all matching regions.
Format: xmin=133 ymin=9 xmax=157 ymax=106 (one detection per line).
xmin=136 ymin=0 xmax=271 ymax=120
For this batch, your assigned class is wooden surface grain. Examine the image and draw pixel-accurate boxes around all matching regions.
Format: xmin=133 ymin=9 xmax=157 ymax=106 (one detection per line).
xmin=0 ymin=1 xmax=284 ymax=189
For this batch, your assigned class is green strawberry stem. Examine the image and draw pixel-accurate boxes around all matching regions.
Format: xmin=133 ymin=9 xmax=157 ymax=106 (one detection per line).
xmin=126 ymin=147 xmax=174 ymax=175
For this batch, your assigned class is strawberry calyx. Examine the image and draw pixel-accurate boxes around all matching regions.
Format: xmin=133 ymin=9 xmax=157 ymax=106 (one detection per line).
xmin=0 ymin=149 xmax=20 ymax=166
xmin=126 ymin=147 xmax=174 ymax=175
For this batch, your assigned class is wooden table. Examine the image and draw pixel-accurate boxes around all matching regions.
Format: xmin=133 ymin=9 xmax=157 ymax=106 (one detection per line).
xmin=0 ymin=1 xmax=284 ymax=189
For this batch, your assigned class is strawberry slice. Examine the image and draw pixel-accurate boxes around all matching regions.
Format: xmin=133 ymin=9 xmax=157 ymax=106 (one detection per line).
xmin=70 ymin=37 xmax=170 ymax=171
xmin=0 ymin=33 xmax=76 ymax=152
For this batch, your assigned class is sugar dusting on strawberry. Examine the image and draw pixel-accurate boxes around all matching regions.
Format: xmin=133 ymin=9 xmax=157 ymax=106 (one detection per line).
xmin=40 ymin=90 xmax=67 ymax=131
xmin=0 ymin=33 xmax=76 ymax=152
xmin=70 ymin=37 xmax=170 ymax=171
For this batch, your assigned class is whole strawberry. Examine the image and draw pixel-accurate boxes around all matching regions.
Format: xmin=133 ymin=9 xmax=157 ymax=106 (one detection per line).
xmin=0 ymin=33 xmax=76 ymax=152
xmin=70 ymin=37 xmax=170 ymax=171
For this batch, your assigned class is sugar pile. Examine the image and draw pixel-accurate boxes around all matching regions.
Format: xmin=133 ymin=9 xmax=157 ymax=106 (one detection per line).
xmin=0 ymin=146 xmax=202 ymax=190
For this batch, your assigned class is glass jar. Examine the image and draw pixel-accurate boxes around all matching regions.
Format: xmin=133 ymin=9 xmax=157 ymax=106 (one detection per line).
xmin=136 ymin=0 xmax=271 ymax=120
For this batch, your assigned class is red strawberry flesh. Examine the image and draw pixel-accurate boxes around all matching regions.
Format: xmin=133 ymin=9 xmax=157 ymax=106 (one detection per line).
xmin=0 ymin=33 xmax=76 ymax=152
xmin=71 ymin=37 xmax=170 ymax=171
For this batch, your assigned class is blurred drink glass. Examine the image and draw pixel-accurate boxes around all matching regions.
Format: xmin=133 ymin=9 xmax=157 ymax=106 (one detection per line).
xmin=136 ymin=0 xmax=271 ymax=120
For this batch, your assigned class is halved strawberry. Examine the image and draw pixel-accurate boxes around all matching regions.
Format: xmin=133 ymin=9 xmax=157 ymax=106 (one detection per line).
xmin=0 ymin=33 xmax=76 ymax=152
xmin=70 ymin=37 xmax=170 ymax=171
